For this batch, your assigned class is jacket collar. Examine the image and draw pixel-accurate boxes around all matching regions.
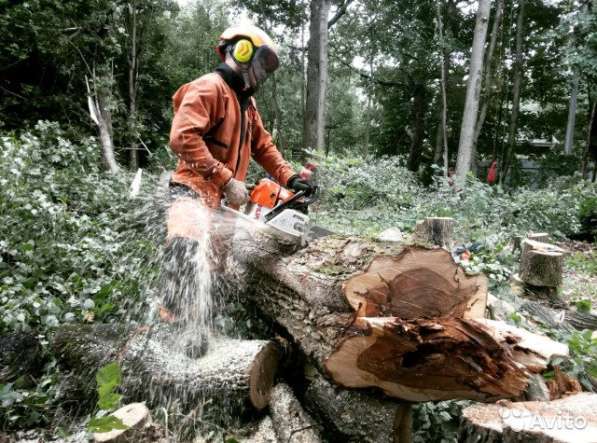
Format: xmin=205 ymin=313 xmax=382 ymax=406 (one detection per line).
xmin=215 ymin=63 xmax=253 ymax=110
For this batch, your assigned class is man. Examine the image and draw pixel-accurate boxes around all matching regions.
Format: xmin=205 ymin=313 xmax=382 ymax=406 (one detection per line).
xmin=161 ymin=25 xmax=313 ymax=327
xmin=167 ymin=24 xmax=313 ymax=240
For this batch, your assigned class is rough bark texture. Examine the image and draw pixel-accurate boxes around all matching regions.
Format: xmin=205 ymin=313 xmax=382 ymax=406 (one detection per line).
xmin=458 ymin=393 xmax=597 ymax=443
xmin=303 ymin=367 xmax=401 ymax=443
xmin=52 ymin=324 xmax=280 ymax=416
xmin=564 ymin=73 xmax=579 ymax=155
xmin=304 ymin=0 xmax=331 ymax=153
xmin=235 ymin=235 xmax=566 ymax=406
xmin=269 ymin=383 xmax=322 ymax=443
xmin=456 ymin=0 xmax=492 ymax=182
xmin=413 ymin=217 xmax=455 ymax=250
xmin=501 ymin=0 xmax=526 ymax=183
xmin=472 ymin=0 xmax=505 ymax=158
xmin=520 ymin=239 xmax=565 ymax=288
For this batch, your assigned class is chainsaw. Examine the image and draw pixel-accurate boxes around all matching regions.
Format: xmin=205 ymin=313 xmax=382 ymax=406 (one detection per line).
xmin=221 ymin=178 xmax=315 ymax=242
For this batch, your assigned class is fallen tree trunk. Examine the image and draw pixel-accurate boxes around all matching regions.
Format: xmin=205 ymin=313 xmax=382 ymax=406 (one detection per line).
xmin=458 ymin=393 xmax=597 ymax=443
xmin=52 ymin=324 xmax=280 ymax=420
xmin=232 ymin=235 xmax=567 ymax=439
xmin=269 ymin=383 xmax=322 ymax=443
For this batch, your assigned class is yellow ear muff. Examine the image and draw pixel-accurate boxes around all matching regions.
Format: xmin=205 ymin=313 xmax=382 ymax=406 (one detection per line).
xmin=233 ymin=39 xmax=254 ymax=63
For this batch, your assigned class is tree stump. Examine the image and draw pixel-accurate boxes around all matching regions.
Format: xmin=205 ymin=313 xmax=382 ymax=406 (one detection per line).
xmin=527 ymin=232 xmax=550 ymax=243
xmin=458 ymin=393 xmax=597 ymax=443
xmin=520 ymin=239 xmax=565 ymax=288
xmin=413 ymin=217 xmax=455 ymax=249
xmin=93 ymin=402 xmax=151 ymax=443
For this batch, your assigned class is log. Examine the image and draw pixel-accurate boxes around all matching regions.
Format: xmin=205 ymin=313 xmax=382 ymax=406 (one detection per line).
xmin=458 ymin=393 xmax=597 ymax=443
xmin=303 ymin=367 xmax=402 ymax=443
xmin=269 ymin=383 xmax=322 ymax=443
xmin=520 ymin=239 xmax=565 ymax=288
xmin=413 ymin=217 xmax=455 ymax=249
xmin=234 ymin=236 xmax=567 ymax=405
xmin=52 ymin=324 xmax=280 ymax=422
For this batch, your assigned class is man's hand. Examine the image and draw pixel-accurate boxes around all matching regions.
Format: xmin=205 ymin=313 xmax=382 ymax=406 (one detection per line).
xmin=287 ymin=175 xmax=314 ymax=196
xmin=223 ymin=178 xmax=249 ymax=206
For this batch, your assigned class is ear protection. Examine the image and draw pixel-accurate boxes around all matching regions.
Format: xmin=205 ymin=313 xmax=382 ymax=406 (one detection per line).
xmin=231 ymin=39 xmax=254 ymax=63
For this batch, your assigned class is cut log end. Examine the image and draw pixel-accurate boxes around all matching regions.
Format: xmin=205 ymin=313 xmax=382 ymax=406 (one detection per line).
xmin=93 ymin=402 xmax=151 ymax=442
xmin=520 ymin=239 xmax=565 ymax=288
xmin=459 ymin=393 xmax=597 ymax=443
xmin=343 ymin=247 xmax=487 ymax=319
xmin=325 ymin=317 xmax=531 ymax=402
xmin=249 ymin=342 xmax=280 ymax=410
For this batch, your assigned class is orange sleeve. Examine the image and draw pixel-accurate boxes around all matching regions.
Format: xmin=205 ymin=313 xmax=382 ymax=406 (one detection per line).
xmin=250 ymin=108 xmax=295 ymax=186
xmin=169 ymin=78 xmax=233 ymax=188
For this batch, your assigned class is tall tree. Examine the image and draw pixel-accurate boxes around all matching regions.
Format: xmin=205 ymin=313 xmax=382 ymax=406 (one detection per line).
xmin=472 ymin=0 xmax=505 ymax=164
xmin=564 ymin=73 xmax=579 ymax=155
xmin=501 ymin=0 xmax=526 ymax=183
xmin=455 ymin=0 xmax=492 ymax=183
xmin=304 ymin=0 xmax=331 ymax=153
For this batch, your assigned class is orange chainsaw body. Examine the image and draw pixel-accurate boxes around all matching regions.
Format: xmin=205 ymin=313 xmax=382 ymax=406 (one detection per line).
xmin=249 ymin=178 xmax=294 ymax=208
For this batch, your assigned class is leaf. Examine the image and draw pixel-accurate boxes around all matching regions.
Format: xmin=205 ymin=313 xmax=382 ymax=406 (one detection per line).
xmin=96 ymin=362 xmax=121 ymax=391
xmin=97 ymin=392 xmax=122 ymax=411
xmin=87 ymin=415 xmax=128 ymax=433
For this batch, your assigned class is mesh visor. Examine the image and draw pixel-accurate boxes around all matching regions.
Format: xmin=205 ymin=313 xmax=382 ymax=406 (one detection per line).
xmin=253 ymin=45 xmax=279 ymax=74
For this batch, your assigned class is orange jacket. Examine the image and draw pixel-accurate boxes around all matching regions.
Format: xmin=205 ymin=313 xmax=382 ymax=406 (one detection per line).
xmin=169 ymin=72 xmax=294 ymax=208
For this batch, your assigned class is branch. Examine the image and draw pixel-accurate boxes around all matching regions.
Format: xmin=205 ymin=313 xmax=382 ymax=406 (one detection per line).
xmin=327 ymin=0 xmax=355 ymax=29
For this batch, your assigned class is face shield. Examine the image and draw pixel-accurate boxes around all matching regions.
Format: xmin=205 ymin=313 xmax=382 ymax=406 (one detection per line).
xmin=249 ymin=45 xmax=279 ymax=86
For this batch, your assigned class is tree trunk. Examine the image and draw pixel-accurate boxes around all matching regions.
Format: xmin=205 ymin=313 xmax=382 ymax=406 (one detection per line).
xmin=501 ymin=0 xmax=526 ymax=184
xmin=269 ymin=383 xmax=322 ymax=442
xmin=413 ymin=216 xmax=455 ymax=250
xmin=435 ymin=0 xmax=450 ymax=176
xmin=458 ymin=393 xmax=597 ymax=443
xmin=304 ymin=0 xmax=331 ymax=153
xmin=581 ymin=100 xmax=596 ymax=177
xmin=52 ymin=324 xmax=280 ymax=419
xmin=407 ymin=82 xmax=427 ymax=172
xmin=128 ymin=2 xmax=139 ymax=170
xmin=564 ymin=73 xmax=579 ymax=155
xmin=455 ymin=0 xmax=492 ymax=183
xmin=86 ymin=71 xmax=120 ymax=174
xmin=472 ymin=0 xmax=506 ymax=161
xmin=234 ymin=235 xmax=566 ymax=405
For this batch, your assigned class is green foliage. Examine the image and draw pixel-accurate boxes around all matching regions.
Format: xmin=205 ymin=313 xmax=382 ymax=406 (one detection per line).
xmin=96 ymin=362 xmax=123 ymax=411
xmin=549 ymin=330 xmax=597 ymax=391
xmin=413 ymin=400 xmax=470 ymax=443
xmin=87 ymin=362 xmax=127 ymax=433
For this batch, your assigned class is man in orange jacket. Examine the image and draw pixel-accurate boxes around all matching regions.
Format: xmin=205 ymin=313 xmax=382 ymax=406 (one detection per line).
xmin=167 ymin=25 xmax=313 ymax=242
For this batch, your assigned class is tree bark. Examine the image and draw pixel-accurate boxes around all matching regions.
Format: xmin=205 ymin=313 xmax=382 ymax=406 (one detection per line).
xmin=86 ymin=70 xmax=120 ymax=174
xmin=458 ymin=393 xmax=597 ymax=443
xmin=437 ymin=1 xmax=451 ymax=177
xmin=407 ymin=82 xmax=427 ymax=172
xmin=234 ymin=235 xmax=566 ymax=404
xmin=564 ymin=73 xmax=579 ymax=155
xmin=304 ymin=0 xmax=331 ymax=153
xmin=455 ymin=0 xmax=492 ymax=183
xmin=472 ymin=0 xmax=505 ymax=162
xmin=52 ymin=324 xmax=280 ymax=417
xmin=501 ymin=0 xmax=526 ymax=184
xmin=269 ymin=383 xmax=322 ymax=442
xmin=581 ymin=100 xmax=596 ymax=177
xmin=519 ymin=239 xmax=565 ymax=288
xmin=127 ymin=2 xmax=139 ymax=170
xmin=413 ymin=216 xmax=455 ymax=250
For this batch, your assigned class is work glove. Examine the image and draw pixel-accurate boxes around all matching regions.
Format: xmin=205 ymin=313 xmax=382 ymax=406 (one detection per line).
xmin=223 ymin=178 xmax=249 ymax=206
xmin=287 ymin=175 xmax=314 ymax=197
